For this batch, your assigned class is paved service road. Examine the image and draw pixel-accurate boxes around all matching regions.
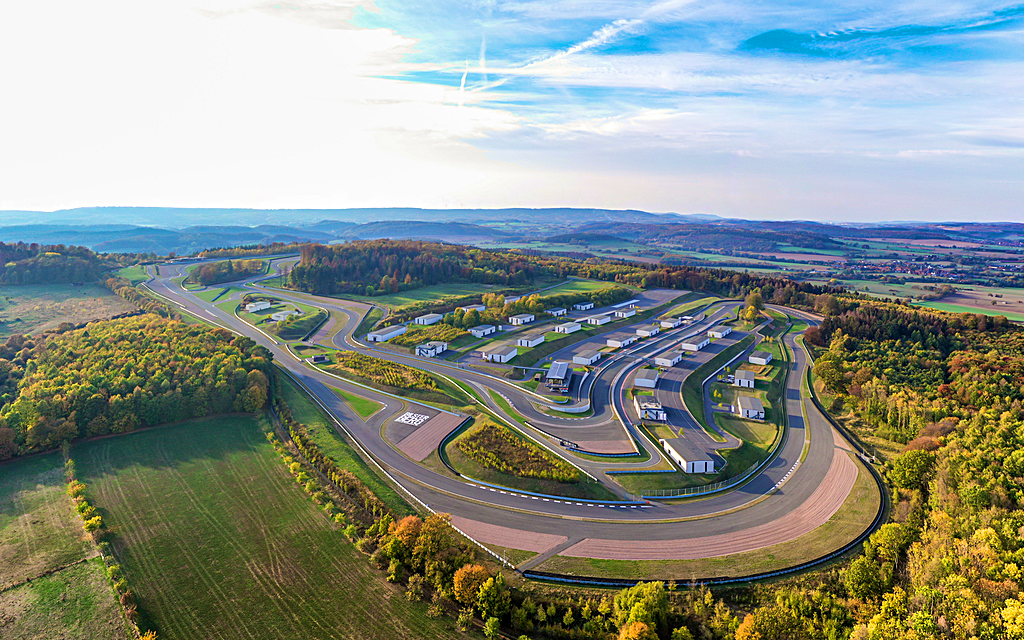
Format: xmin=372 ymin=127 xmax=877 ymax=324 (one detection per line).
xmin=144 ymin=261 xmax=873 ymax=566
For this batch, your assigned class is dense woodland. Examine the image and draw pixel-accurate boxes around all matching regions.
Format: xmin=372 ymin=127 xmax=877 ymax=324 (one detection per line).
xmin=0 ymin=241 xmax=109 ymax=285
xmin=800 ymin=299 xmax=1024 ymax=639
xmin=0 ymin=316 xmax=272 ymax=459
xmin=186 ymin=258 xmax=265 ymax=286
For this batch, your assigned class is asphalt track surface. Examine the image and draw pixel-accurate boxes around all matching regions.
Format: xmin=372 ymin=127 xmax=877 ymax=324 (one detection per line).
xmin=144 ymin=260 xmax=873 ymax=566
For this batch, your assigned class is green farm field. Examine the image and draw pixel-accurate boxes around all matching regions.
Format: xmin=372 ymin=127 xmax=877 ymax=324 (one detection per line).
xmin=116 ymin=264 xmax=150 ymax=286
xmin=0 ymin=284 xmax=137 ymax=339
xmin=539 ymin=278 xmax=634 ymax=295
xmin=74 ymin=415 xmax=463 ymax=640
xmin=339 ymin=283 xmax=502 ymax=309
xmin=0 ymin=452 xmax=129 ymax=638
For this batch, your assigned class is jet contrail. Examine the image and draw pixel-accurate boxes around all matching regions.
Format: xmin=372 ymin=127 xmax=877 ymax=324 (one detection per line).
xmin=458 ymin=60 xmax=469 ymax=107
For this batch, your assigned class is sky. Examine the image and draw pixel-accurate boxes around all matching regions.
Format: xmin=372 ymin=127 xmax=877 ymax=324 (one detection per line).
xmin=0 ymin=0 xmax=1022 ymax=221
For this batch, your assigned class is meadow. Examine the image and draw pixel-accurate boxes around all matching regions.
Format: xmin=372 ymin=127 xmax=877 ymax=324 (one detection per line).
xmin=74 ymin=415 xmax=465 ymax=640
xmin=0 ymin=284 xmax=136 ymax=338
xmin=0 ymin=452 xmax=129 ymax=638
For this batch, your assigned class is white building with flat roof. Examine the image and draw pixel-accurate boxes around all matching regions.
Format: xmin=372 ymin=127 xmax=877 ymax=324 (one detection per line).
xmin=366 ymin=325 xmax=407 ymax=342
xmin=708 ymin=325 xmax=732 ymax=339
xmin=555 ymin=321 xmax=581 ymax=334
xmin=681 ymin=336 xmax=710 ymax=351
xmin=246 ymin=300 xmax=271 ymax=313
xmin=574 ymin=301 xmax=595 ymax=311
xmin=517 ymin=333 xmax=545 ymax=348
xmin=634 ymin=368 xmax=660 ymax=389
xmin=614 ymin=308 xmax=636 ymax=319
xmin=509 ymin=313 xmax=535 ymax=326
xmin=634 ymin=396 xmax=667 ymax=421
xmin=607 ymin=334 xmax=638 ymax=349
xmin=735 ymin=369 xmax=756 ymax=388
xmin=545 ymin=361 xmax=572 ymax=392
xmin=587 ymin=314 xmax=611 ymax=326
xmin=457 ymin=304 xmax=486 ymax=313
xmin=481 ymin=344 xmax=518 ymax=363
xmin=661 ymin=438 xmax=715 ymax=474
xmin=573 ymin=350 xmax=601 ymax=365
xmin=749 ymin=351 xmax=773 ymax=366
xmin=415 ymin=341 xmax=448 ymax=358
xmin=469 ymin=324 xmax=496 ymax=338
xmin=637 ymin=325 xmax=659 ymax=338
xmin=737 ymin=395 xmax=765 ymax=421
xmin=660 ymin=317 xmax=682 ymax=329
xmin=547 ymin=307 xmax=567 ymax=317
xmin=654 ymin=352 xmax=683 ymax=368
xmin=415 ymin=313 xmax=443 ymax=326
xmin=272 ymin=309 xmax=301 ymax=322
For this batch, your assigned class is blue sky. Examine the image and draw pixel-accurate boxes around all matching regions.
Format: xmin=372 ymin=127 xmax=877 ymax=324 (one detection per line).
xmin=0 ymin=0 xmax=1021 ymax=220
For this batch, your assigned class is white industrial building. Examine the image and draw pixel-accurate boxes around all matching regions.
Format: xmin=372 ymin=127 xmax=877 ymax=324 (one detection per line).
xmin=737 ymin=395 xmax=765 ymax=421
xmin=415 ymin=313 xmax=443 ymax=326
xmin=517 ymin=333 xmax=545 ymax=348
xmin=555 ymin=321 xmax=582 ymax=334
xmin=660 ymin=317 xmax=682 ymax=329
xmin=607 ymin=334 xmax=638 ymax=349
xmin=547 ymin=307 xmax=567 ymax=317
xmin=504 ymin=295 xmax=522 ymax=304
xmin=573 ymin=350 xmax=602 ymax=365
xmin=469 ymin=324 xmax=496 ymax=338
xmin=637 ymin=325 xmax=660 ymax=338
xmin=613 ymin=299 xmax=639 ymax=309
xmin=614 ymin=308 xmax=637 ymax=319
xmin=271 ymin=309 xmax=301 ymax=322
xmin=587 ymin=314 xmax=612 ymax=326
xmin=708 ymin=325 xmax=732 ymax=339
xmin=509 ymin=313 xmax=535 ymax=326
xmin=245 ymin=300 xmax=271 ymax=313
xmin=634 ymin=368 xmax=660 ymax=389
xmin=749 ymin=351 xmax=773 ymax=366
xmin=661 ymin=438 xmax=715 ymax=474
xmin=735 ymin=369 xmax=756 ymax=388
xmin=415 ymin=341 xmax=447 ymax=358
xmin=481 ymin=344 xmax=518 ymax=363
xmin=654 ymin=352 xmax=683 ymax=368
xmin=574 ymin=301 xmax=595 ymax=311
xmin=366 ymin=325 xmax=407 ymax=342
xmin=681 ymin=336 xmax=711 ymax=351
xmin=634 ymin=396 xmax=667 ymax=421
xmin=457 ymin=304 xmax=486 ymax=313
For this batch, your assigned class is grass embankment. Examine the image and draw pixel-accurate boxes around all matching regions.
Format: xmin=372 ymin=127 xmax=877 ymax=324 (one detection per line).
xmin=354 ymin=307 xmax=385 ymax=338
xmin=75 ymin=415 xmax=463 ymax=640
xmin=276 ymin=373 xmax=411 ymax=515
xmin=116 ymin=264 xmax=150 ymax=286
xmin=331 ymin=386 xmax=383 ymax=420
xmin=660 ymin=294 xmax=717 ymax=319
xmin=539 ymin=453 xmax=880 ymax=580
xmin=0 ymin=284 xmax=137 ymax=339
xmin=341 ymin=283 xmax=503 ymax=310
xmin=0 ymin=452 xmax=130 ymax=638
xmin=680 ymin=335 xmax=755 ymax=436
xmin=390 ymin=323 xmax=468 ymax=347
xmin=323 ymin=352 xmax=467 ymax=406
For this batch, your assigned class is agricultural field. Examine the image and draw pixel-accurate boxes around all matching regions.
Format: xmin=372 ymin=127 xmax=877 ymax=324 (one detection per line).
xmin=538 ymin=278 xmax=631 ymax=296
xmin=0 ymin=452 xmax=129 ymax=638
xmin=115 ymin=264 xmax=150 ymax=286
xmin=0 ymin=284 xmax=137 ymax=339
xmin=74 ymin=415 xmax=464 ymax=640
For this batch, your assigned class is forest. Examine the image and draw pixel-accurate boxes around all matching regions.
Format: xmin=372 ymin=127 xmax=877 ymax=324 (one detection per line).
xmin=0 ymin=316 xmax=273 ymax=459
xmin=0 ymin=241 xmax=109 ymax=285
xmin=185 ymin=258 xmax=265 ymax=286
xmin=800 ymin=298 xmax=1024 ymax=639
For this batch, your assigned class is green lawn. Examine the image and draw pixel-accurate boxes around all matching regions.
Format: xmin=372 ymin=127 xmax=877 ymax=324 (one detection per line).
xmin=340 ymin=283 xmax=501 ymax=310
xmin=914 ymin=300 xmax=1024 ymax=321
xmin=0 ymin=557 xmax=132 ymax=640
xmin=661 ymin=294 xmax=717 ymax=318
xmin=277 ymin=373 xmax=413 ymax=516
xmin=331 ymin=386 xmax=384 ymax=420
xmin=116 ymin=264 xmax=150 ymax=286
xmin=680 ymin=335 xmax=755 ymax=437
xmin=74 ymin=415 xmax=462 ymax=640
xmin=539 ymin=278 xmax=631 ymax=295
xmin=0 ymin=452 xmax=94 ymax=590
xmin=354 ymin=306 xmax=384 ymax=338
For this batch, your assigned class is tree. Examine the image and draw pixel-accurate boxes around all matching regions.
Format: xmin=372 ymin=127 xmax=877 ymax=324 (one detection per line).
xmin=735 ymin=606 xmax=801 ymax=640
xmin=618 ymin=621 xmax=657 ymax=640
xmin=745 ymin=290 xmax=765 ymax=311
xmin=483 ymin=617 xmax=500 ymax=638
xmin=452 ymin=564 xmax=489 ymax=607
xmin=477 ymin=572 xmax=511 ymax=620
xmin=845 ymin=556 xmax=883 ymax=599
xmin=889 ymin=450 xmax=936 ymax=489
xmin=614 ymin=582 xmax=668 ymax=634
